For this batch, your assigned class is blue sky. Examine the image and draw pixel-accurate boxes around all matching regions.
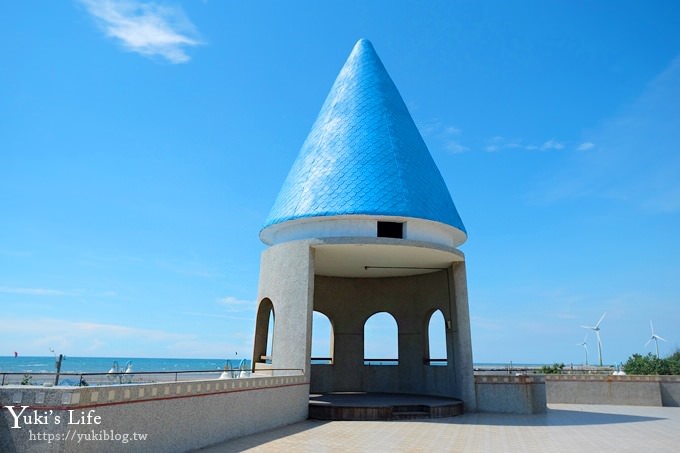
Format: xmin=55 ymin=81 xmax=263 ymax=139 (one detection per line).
xmin=1 ymin=1 xmax=679 ymax=365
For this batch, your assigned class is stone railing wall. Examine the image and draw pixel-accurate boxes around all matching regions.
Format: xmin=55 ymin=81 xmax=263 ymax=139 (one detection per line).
xmin=1 ymin=373 xmax=308 ymax=452
xmin=474 ymin=375 xmax=547 ymax=414
xmin=545 ymin=374 xmax=680 ymax=407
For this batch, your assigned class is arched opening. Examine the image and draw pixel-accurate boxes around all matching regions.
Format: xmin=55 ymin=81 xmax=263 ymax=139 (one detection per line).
xmin=364 ymin=311 xmax=398 ymax=365
xmin=311 ymin=311 xmax=334 ymax=364
xmin=425 ymin=309 xmax=447 ymax=366
xmin=253 ymin=298 xmax=275 ymax=366
xmin=266 ymin=310 xmax=275 ymax=360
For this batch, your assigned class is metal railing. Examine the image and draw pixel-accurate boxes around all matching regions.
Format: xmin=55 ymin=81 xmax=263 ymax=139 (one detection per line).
xmin=309 ymin=358 xmax=616 ymax=374
xmin=473 ymin=365 xmax=616 ymax=376
xmin=1 ymin=368 xmax=304 ymax=387
xmin=310 ymin=357 xmax=333 ymax=365
xmin=364 ymin=358 xmax=399 ymax=365
xmin=311 ymin=358 xmax=449 ymax=366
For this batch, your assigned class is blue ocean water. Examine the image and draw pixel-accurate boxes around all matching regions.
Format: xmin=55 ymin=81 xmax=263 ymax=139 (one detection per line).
xmin=1 ymin=356 xmax=541 ymax=374
xmin=0 ymin=356 xmax=247 ymax=374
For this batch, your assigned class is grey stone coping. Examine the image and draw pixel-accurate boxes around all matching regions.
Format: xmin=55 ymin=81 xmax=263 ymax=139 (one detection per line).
xmin=0 ymin=373 xmax=307 ymax=409
xmin=545 ymin=374 xmax=680 ymax=382
xmin=474 ymin=375 xmax=545 ymax=384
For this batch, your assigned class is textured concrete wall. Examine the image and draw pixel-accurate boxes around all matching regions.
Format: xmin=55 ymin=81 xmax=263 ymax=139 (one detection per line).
xmin=265 ymin=216 xmax=461 ymax=248
xmin=661 ymin=381 xmax=680 ymax=407
xmin=255 ymin=240 xmax=316 ymax=378
xmin=311 ymin=363 xmax=456 ymax=395
xmin=312 ymin=267 xmax=475 ymax=408
xmin=546 ymin=375 xmax=680 ymax=406
xmin=473 ymin=375 xmax=680 ymax=412
xmin=475 ymin=376 xmax=547 ymax=414
xmin=255 ymin=240 xmax=475 ymax=410
xmin=450 ymin=262 xmax=476 ymax=410
xmin=0 ymin=376 xmax=308 ymax=452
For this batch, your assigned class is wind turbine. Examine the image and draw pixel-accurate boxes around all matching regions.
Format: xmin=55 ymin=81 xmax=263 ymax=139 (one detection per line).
xmin=645 ymin=321 xmax=667 ymax=358
xmin=581 ymin=312 xmax=606 ymax=366
xmin=577 ymin=334 xmax=589 ymax=365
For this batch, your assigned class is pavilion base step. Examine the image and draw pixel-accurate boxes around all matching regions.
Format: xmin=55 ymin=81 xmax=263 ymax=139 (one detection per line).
xmin=309 ymin=393 xmax=464 ymax=421
xmin=391 ymin=410 xmax=431 ymax=420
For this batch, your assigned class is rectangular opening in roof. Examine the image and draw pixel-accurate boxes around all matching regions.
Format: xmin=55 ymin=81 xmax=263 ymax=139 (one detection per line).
xmin=377 ymin=221 xmax=404 ymax=239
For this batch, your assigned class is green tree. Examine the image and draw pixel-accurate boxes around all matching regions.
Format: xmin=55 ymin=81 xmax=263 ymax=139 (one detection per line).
xmin=667 ymin=350 xmax=680 ymax=374
xmin=623 ymin=351 xmax=679 ymax=375
xmin=540 ymin=363 xmax=565 ymax=374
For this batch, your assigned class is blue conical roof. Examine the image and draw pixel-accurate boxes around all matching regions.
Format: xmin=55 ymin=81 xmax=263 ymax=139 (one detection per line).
xmin=262 ymin=39 xmax=465 ymax=234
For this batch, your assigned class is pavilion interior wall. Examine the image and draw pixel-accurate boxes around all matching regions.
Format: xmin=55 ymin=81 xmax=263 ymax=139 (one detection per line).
xmin=311 ymin=267 xmax=473 ymax=402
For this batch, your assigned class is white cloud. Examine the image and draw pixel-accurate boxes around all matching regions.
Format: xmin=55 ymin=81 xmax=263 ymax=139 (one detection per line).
xmin=643 ymin=186 xmax=680 ymax=213
xmin=0 ymin=249 xmax=32 ymax=258
xmin=217 ymin=296 xmax=255 ymax=313
xmin=73 ymin=321 xmax=189 ymax=341
xmin=485 ymin=137 xmax=572 ymax=153
xmin=484 ymin=136 xmax=502 ymax=152
xmin=484 ymin=136 xmax=523 ymax=152
xmin=80 ymin=0 xmax=203 ymax=63
xmin=576 ymin=142 xmax=595 ymax=151
xmin=444 ymin=140 xmax=469 ymax=154
xmin=2 ymin=317 xmax=254 ymax=359
xmin=534 ymin=54 xmax=680 ymax=212
xmin=0 ymin=286 xmax=119 ymax=298
xmin=0 ymin=286 xmax=75 ymax=296
xmin=15 ymin=319 xmax=189 ymax=343
xmin=179 ymin=311 xmax=235 ymax=320
xmin=424 ymin=123 xmax=575 ymax=155
xmin=541 ymin=139 xmax=565 ymax=150
xmin=420 ymin=120 xmax=469 ymax=154
xmin=155 ymin=259 xmax=217 ymax=278
xmin=174 ymin=296 xmax=256 ymax=323
xmin=470 ymin=315 xmax=504 ymax=332
xmin=2 ymin=317 xmax=195 ymax=356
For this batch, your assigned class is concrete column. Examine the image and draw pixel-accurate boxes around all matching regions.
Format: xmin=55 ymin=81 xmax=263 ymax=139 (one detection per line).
xmin=450 ymin=260 xmax=476 ymax=410
xmin=256 ymin=240 xmax=315 ymax=378
xmin=332 ymin=331 xmax=364 ymax=391
xmin=397 ymin=329 xmax=421 ymax=393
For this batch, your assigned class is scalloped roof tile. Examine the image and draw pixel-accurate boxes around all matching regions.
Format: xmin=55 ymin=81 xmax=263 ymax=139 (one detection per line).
xmin=262 ymin=39 xmax=465 ymax=233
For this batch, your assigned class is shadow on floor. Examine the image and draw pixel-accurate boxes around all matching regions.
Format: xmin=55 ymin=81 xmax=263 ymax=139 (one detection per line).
xmin=197 ymin=406 xmax=670 ymax=451
xmin=423 ymin=407 xmax=665 ymax=427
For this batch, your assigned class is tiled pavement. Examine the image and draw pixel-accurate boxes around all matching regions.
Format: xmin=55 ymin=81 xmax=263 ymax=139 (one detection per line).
xmin=200 ymin=404 xmax=680 ymax=452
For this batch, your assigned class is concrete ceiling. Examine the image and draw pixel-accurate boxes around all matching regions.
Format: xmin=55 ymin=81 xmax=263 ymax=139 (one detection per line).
xmin=313 ymin=243 xmax=463 ymax=278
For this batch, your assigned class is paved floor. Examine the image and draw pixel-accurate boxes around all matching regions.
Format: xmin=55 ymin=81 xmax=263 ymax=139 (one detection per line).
xmin=200 ymin=404 xmax=680 ymax=452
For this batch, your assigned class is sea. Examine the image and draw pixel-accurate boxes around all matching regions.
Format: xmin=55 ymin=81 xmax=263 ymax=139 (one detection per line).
xmin=0 ymin=356 xmax=247 ymax=375
xmin=0 ymin=356 xmax=539 ymax=374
